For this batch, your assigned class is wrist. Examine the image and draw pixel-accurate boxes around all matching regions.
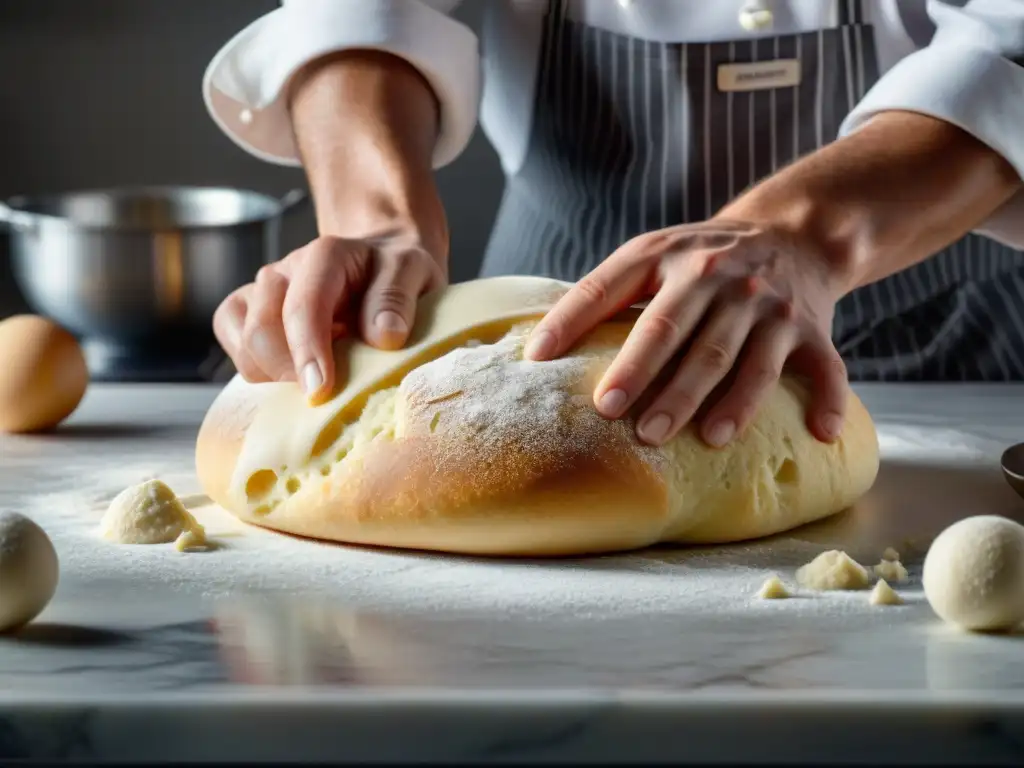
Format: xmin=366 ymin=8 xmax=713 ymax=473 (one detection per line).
xmin=717 ymin=166 xmax=869 ymax=297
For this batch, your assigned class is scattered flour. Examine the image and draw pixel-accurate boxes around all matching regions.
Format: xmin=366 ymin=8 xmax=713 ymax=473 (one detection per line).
xmin=18 ymin=454 xmax=926 ymax=622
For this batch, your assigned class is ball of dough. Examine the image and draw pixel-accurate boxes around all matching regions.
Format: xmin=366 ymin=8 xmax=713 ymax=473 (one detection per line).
xmin=0 ymin=511 xmax=59 ymax=632
xmin=923 ymin=515 xmax=1024 ymax=632
xmin=0 ymin=315 xmax=88 ymax=433
xmin=100 ymin=479 xmax=206 ymax=546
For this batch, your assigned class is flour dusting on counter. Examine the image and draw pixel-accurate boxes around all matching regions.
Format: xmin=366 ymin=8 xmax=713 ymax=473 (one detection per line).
xmin=9 ymin=384 xmax=1016 ymax=622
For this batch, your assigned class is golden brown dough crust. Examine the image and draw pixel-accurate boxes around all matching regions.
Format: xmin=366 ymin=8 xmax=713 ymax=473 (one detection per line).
xmin=196 ymin=306 xmax=879 ymax=557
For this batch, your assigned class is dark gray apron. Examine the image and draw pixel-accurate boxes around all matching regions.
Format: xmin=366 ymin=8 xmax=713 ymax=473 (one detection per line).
xmin=480 ymin=0 xmax=1024 ymax=382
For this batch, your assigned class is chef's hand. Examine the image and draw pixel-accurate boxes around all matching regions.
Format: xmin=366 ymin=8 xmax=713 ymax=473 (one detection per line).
xmin=213 ymin=235 xmax=445 ymax=402
xmin=525 ymin=218 xmax=848 ymax=448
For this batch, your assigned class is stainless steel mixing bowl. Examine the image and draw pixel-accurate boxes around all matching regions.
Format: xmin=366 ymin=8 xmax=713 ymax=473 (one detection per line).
xmin=0 ymin=185 xmax=307 ymax=343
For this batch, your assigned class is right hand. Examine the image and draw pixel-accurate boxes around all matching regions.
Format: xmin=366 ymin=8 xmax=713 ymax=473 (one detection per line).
xmin=213 ymin=235 xmax=446 ymax=402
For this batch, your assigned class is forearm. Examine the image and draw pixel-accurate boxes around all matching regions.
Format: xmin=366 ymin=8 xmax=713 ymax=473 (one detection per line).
xmin=720 ymin=111 xmax=1023 ymax=294
xmin=287 ymin=49 xmax=449 ymax=265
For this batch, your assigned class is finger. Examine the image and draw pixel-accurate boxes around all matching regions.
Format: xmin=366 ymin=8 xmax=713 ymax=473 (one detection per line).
xmin=524 ymin=256 xmax=653 ymax=362
xmin=789 ymin=339 xmax=849 ymax=442
xmin=359 ymin=249 xmax=437 ymax=351
xmin=241 ymin=266 xmax=293 ymax=382
xmin=213 ymin=288 xmax=269 ymax=383
xmin=699 ymin=319 xmax=800 ymax=446
xmin=281 ymin=244 xmax=357 ymax=400
xmin=592 ymin=280 xmax=713 ymax=419
xmin=636 ymin=298 xmax=760 ymax=447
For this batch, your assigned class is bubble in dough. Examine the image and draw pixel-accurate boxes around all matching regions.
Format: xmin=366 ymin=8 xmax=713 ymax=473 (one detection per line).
xmin=869 ymin=579 xmax=903 ymax=606
xmin=756 ymin=575 xmax=790 ymax=600
xmin=796 ymin=550 xmax=870 ymax=591
xmin=100 ymin=479 xmax=207 ymax=549
xmin=872 ymin=558 xmax=909 ymax=583
xmin=0 ymin=511 xmax=59 ymax=632
xmin=0 ymin=315 xmax=89 ymax=434
xmin=923 ymin=515 xmax=1024 ymax=633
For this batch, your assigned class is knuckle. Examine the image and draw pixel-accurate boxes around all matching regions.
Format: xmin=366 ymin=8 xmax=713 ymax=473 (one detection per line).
xmin=660 ymin=386 xmax=701 ymax=419
xmin=693 ymin=339 xmax=734 ymax=372
xmin=369 ymin=284 xmax=415 ymax=314
xmin=254 ymin=265 xmax=279 ymax=285
xmin=639 ymin=313 xmax=682 ymax=347
xmin=745 ymin=360 xmax=782 ymax=392
xmin=575 ymin=275 xmax=610 ymax=306
xmin=824 ymin=353 xmax=848 ymax=381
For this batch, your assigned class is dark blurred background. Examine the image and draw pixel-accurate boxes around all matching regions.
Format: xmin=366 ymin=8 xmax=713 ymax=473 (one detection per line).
xmin=0 ymin=0 xmax=503 ymax=319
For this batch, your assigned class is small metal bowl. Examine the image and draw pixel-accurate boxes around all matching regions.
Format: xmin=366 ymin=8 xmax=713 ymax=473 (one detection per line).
xmin=1000 ymin=442 xmax=1024 ymax=501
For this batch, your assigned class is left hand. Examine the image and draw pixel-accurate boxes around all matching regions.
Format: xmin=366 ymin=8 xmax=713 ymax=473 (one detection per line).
xmin=524 ymin=218 xmax=849 ymax=448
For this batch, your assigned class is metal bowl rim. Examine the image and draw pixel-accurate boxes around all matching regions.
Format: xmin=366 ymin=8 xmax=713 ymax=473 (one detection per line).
xmin=4 ymin=185 xmax=286 ymax=232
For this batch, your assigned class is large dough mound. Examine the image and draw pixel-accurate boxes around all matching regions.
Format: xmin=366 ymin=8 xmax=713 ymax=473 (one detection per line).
xmin=196 ymin=277 xmax=879 ymax=557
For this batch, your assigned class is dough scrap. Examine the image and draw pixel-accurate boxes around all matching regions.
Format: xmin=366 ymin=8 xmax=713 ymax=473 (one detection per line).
xmin=870 ymin=579 xmax=903 ymax=606
xmin=872 ymin=558 xmax=909 ymax=584
xmin=196 ymin=277 xmax=880 ymax=557
xmin=796 ymin=550 xmax=871 ymax=591
xmin=100 ymin=479 xmax=207 ymax=548
xmin=881 ymin=547 xmax=900 ymax=562
xmin=923 ymin=515 xmax=1024 ymax=632
xmin=757 ymin=575 xmax=791 ymax=600
xmin=0 ymin=511 xmax=59 ymax=631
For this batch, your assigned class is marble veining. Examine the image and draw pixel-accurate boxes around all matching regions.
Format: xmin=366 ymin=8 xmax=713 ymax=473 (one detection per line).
xmin=0 ymin=383 xmax=1023 ymax=762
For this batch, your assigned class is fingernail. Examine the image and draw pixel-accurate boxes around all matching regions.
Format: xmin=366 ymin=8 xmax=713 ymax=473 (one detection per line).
xmin=524 ymin=330 xmax=556 ymax=360
xmin=374 ymin=311 xmax=408 ymax=336
xmin=638 ymin=413 xmax=672 ymax=445
xmin=301 ymin=362 xmax=323 ymax=396
xmin=597 ymin=388 xmax=629 ymax=417
xmin=705 ymin=419 xmax=736 ymax=448
xmin=821 ymin=413 xmax=843 ymax=439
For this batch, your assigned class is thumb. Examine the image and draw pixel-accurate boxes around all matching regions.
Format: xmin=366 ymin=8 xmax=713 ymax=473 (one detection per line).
xmin=281 ymin=241 xmax=367 ymax=403
xmin=360 ymin=251 xmax=436 ymax=350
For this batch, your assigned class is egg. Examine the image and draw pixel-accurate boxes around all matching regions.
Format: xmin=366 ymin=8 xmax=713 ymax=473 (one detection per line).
xmin=0 ymin=315 xmax=89 ymax=433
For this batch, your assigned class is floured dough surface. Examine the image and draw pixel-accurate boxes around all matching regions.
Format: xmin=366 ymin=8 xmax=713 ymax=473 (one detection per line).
xmin=196 ymin=277 xmax=880 ymax=557
xmin=100 ymin=479 xmax=207 ymax=548
xmin=796 ymin=550 xmax=871 ymax=591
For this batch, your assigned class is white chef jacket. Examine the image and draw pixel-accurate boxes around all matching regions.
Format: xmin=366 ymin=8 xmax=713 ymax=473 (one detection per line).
xmin=203 ymin=0 xmax=1024 ymax=248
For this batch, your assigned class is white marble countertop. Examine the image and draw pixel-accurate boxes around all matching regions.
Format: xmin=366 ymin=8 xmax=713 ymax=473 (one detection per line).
xmin=2 ymin=382 xmax=1024 ymax=763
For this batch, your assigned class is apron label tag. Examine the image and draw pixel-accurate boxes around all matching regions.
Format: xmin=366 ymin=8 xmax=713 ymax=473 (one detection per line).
xmin=717 ymin=59 xmax=801 ymax=92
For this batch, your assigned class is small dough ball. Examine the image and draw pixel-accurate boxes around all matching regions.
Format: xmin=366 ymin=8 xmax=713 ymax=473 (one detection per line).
xmin=0 ymin=512 xmax=59 ymax=631
xmin=869 ymin=579 xmax=903 ymax=606
xmin=923 ymin=515 xmax=1024 ymax=633
xmin=796 ymin=550 xmax=870 ymax=591
xmin=100 ymin=480 xmax=206 ymax=546
xmin=757 ymin=575 xmax=790 ymax=600
xmin=873 ymin=559 xmax=909 ymax=583
xmin=0 ymin=315 xmax=88 ymax=433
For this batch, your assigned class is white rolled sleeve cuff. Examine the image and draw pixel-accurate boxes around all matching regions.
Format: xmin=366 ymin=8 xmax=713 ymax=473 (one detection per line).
xmin=840 ymin=36 xmax=1024 ymax=248
xmin=202 ymin=0 xmax=481 ymax=169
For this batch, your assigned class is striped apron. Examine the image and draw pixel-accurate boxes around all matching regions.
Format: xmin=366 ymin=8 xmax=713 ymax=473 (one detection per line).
xmin=480 ymin=0 xmax=1024 ymax=381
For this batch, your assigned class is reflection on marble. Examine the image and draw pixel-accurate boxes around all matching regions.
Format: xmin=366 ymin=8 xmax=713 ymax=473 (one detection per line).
xmin=0 ymin=384 xmax=1023 ymax=761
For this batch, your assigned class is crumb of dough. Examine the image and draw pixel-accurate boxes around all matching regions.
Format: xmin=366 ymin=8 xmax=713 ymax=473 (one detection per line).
xmin=796 ymin=550 xmax=870 ymax=591
xmin=873 ymin=558 xmax=909 ymax=583
xmin=881 ymin=547 xmax=900 ymax=562
xmin=100 ymin=479 xmax=206 ymax=546
xmin=870 ymin=579 xmax=903 ymax=606
xmin=756 ymin=575 xmax=791 ymax=600
xmin=174 ymin=527 xmax=209 ymax=552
